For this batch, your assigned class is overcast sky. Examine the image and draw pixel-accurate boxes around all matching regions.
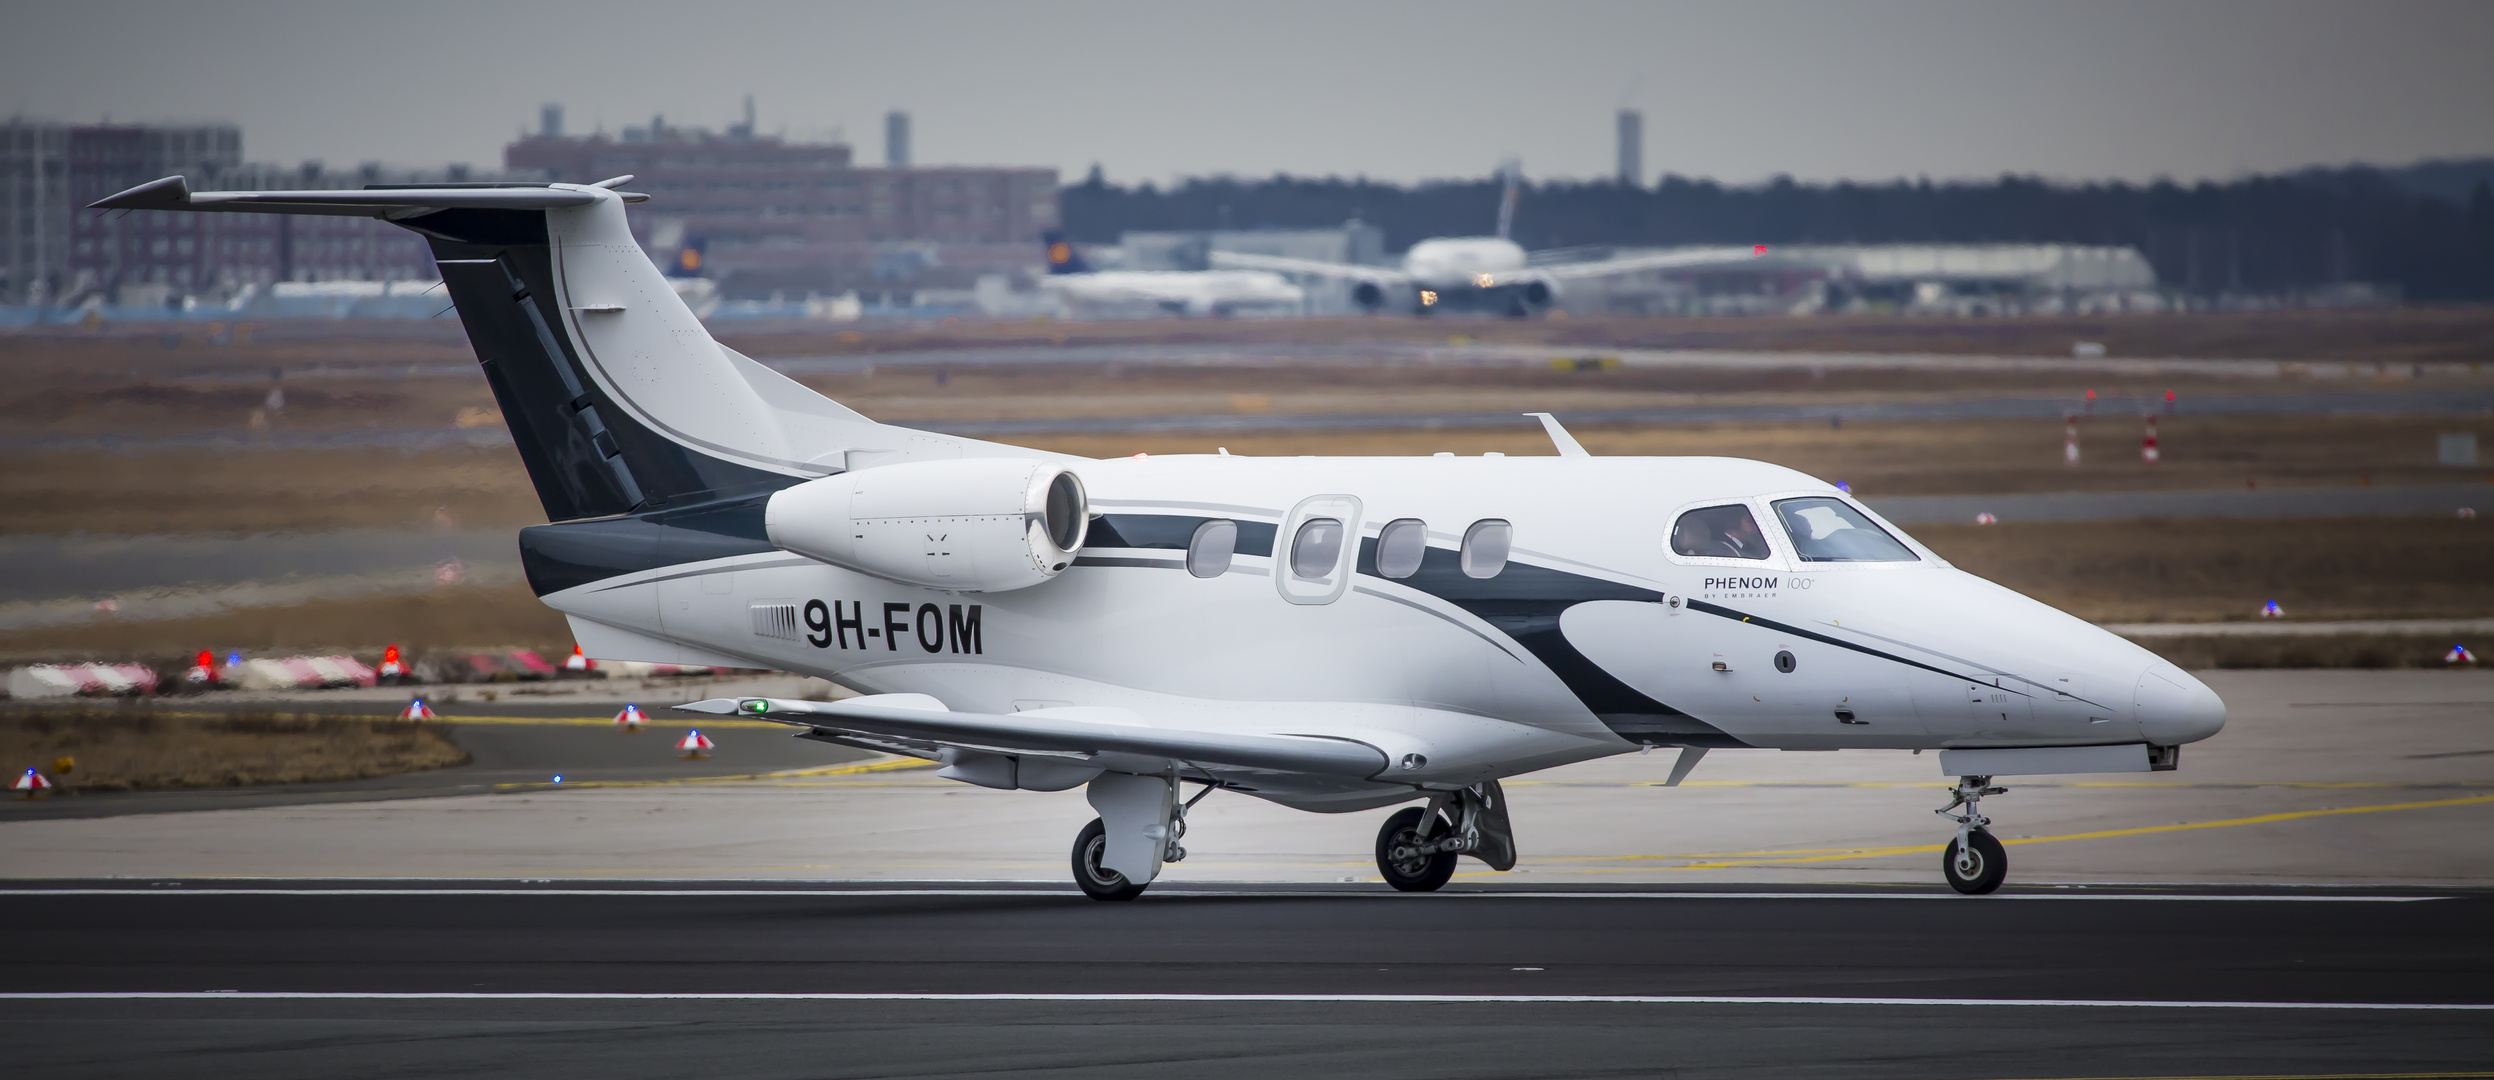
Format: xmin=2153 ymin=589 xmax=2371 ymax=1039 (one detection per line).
xmin=6 ymin=0 xmax=2489 ymax=187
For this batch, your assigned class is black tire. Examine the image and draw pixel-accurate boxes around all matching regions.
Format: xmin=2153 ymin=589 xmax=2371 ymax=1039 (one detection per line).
xmin=1072 ymin=817 xmax=1147 ymax=901
xmin=1375 ymin=807 xmax=1458 ymax=893
xmin=1943 ymin=829 xmax=2008 ymax=895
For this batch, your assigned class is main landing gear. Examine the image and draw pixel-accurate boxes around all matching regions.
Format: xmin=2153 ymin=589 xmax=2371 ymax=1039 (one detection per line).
xmin=1374 ymin=781 xmax=1517 ymax=892
xmin=1935 ymin=774 xmax=2010 ymax=895
xmin=1071 ymin=774 xmax=1215 ymax=901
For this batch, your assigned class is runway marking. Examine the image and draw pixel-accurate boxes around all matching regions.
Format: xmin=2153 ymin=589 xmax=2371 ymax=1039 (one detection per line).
xmin=1498 ymin=792 xmax=2494 ymax=873
xmin=3 ymin=992 xmax=2489 ymax=1011
xmin=0 ymin=888 xmax=2440 ymax=902
xmin=1510 ymin=780 xmax=2494 ymax=791
xmin=1978 ymin=1073 xmax=2494 ymax=1080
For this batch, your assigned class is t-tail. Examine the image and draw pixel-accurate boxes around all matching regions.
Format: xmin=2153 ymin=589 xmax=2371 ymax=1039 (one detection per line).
xmin=86 ymin=174 xmax=1052 ymax=572
xmin=1042 ymin=230 xmax=1093 ymax=275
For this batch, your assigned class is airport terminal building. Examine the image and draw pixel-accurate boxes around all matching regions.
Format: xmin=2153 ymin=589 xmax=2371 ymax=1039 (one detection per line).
xmin=1556 ymin=242 xmax=2162 ymax=316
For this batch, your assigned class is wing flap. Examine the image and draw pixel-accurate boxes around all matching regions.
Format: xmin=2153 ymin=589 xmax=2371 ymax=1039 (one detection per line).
xmin=677 ymin=694 xmax=1388 ymax=778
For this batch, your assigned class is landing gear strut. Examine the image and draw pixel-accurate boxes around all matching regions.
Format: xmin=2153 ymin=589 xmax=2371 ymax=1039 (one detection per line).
xmin=1935 ymin=774 xmax=2009 ymax=895
xmin=1374 ymin=781 xmax=1517 ymax=892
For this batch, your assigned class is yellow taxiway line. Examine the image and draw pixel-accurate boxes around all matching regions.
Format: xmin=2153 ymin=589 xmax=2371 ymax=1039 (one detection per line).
xmin=1462 ymin=792 xmax=2494 ymax=876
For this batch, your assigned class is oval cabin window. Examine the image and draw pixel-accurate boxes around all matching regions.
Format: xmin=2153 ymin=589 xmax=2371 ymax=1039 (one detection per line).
xmin=1460 ymin=519 xmax=1511 ymax=579
xmin=1374 ymin=518 xmax=1427 ymax=579
xmin=1291 ymin=518 xmax=1345 ymax=580
xmin=1185 ymin=519 xmax=1236 ymax=579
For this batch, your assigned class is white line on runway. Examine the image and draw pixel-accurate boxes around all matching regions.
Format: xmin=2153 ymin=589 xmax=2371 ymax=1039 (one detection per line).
xmin=0 ymin=888 xmax=2443 ymax=901
xmin=4 ymin=992 xmax=2488 ymax=1011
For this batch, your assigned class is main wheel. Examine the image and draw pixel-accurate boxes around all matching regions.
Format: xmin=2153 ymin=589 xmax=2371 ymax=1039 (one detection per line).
xmin=1072 ymin=817 xmax=1147 ymax=901
xmin=1375 ymin=807 xmax=1458 ymax=893
xmin=1942 ymin=828 xmax=2008 ymax=895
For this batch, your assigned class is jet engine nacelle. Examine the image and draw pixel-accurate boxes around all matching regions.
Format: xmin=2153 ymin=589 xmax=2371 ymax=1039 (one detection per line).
xmin=1350 ymin=281 xmax=1385 ymax=311
xmin=765 ymin=458 xmax=1090 ymax=592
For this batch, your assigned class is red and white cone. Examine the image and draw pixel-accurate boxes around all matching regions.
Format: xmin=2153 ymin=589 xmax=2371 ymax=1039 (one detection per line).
xmin=15 ymin=769 xmax=52 ymax=799
xmin=677 ymin=730 xmax=714 ymax=759
xmin=378 ymin=643 xmax=406 ymax=683
xmin=1974 ymin=512 xmax=1998 ymax=525
xmin=2260 ymin=600 xmax=2283 ymax=619
xmin=614 ymin=704 xmax=645 ymax=731
xmin=398 ymin=698 xmax=437 ymax=720
xmin=2142 ymin=416 xmax=2160 ymax=464
xmin=2449 ymin=645 xmax=2477 ymax=665
xmin=184 ymin=649 xmax=218 ymax=687
xmin=2063 ymin=418 xmax=2080 ymax=467
xmin=564 ymin=645 xmax=594 ymax=674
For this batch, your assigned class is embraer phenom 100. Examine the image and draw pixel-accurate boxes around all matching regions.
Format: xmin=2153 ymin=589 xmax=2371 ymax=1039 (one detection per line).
xmin=95 ymin=175 xmax=2224 ymax=898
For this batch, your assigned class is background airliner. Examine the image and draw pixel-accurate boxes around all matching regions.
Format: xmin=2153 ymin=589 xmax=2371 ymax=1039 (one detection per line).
xmin=1212 ymin=162 xmax=1769 ymax=316
xmin=1038 ymin=229 xmax=1305 ymax=317
xmin=97 ymin=173 xmax=2226 ymax=901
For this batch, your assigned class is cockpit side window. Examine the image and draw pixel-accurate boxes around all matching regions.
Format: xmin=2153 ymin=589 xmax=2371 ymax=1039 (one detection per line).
xmin=1669 ymin=504 xmax=1771 ymax=560
xmin=1771 ymin=497 xmax=1920 ymax=563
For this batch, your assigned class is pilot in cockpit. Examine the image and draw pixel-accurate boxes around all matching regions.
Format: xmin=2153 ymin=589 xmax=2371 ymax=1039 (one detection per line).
xmin=1671 ymin=504 xmax=1770 ymax=560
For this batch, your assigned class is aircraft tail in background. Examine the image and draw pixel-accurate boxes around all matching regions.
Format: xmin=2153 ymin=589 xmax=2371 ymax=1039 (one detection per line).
xmin=1042 ymin=230 xmax=1094 ymax=275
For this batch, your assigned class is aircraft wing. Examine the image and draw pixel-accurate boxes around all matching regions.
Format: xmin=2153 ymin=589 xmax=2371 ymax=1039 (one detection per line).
xmin=1530 ymin=245 xmax=1770 ymax=281
xmin=1207 ymin=251 xmax=1408 ymax=286
xmin=676 ymin=693 xmax=1390 ymax=778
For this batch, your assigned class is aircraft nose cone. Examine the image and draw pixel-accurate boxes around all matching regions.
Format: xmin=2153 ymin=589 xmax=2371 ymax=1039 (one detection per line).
xmin=2133 ymin=663 xmax=2226 ymax=744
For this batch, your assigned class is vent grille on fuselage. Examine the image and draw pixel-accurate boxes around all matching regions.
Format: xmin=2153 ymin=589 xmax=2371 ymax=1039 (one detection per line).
xmin=750 ymin=600 xmax=800 ymax=641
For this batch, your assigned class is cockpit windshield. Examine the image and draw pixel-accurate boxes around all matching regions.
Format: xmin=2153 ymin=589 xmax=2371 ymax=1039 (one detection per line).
xmin=1772 ymin=497 xmax=1920 ymax=562
xmin=1669 ymin=504 xmax=1772 ymax=560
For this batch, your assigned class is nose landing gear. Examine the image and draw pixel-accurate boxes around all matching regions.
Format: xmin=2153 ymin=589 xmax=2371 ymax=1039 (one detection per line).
xmin=1935 ymin=774 xmax=2009 ymax=895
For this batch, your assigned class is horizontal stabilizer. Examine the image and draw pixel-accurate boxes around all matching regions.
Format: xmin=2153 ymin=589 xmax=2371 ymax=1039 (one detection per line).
xmin=675 ymin=695 xmax=1389 ymax=777
xmin=89 ymin=175 xmax=642 ymax=216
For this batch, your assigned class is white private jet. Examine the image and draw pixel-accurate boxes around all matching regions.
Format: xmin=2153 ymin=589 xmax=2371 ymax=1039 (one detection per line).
xmin=1037 ymin=230 xmax=1304 ymax=318
xmin=1212 ymin=164 xmax=1768 ymax=317
xmin=98 ymin=174 xmax=2226 ymax=899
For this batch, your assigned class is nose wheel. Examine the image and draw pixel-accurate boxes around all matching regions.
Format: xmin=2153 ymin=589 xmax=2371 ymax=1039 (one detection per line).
xmin=1935 ymin=775 xmax=2009 ymax=895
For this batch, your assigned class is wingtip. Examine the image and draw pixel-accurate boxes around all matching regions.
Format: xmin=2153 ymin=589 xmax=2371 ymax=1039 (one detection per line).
xmin=671 ymin=697 xmax=741 ymax=715
xmin=90 ymin=175 xmax=190 ymax=211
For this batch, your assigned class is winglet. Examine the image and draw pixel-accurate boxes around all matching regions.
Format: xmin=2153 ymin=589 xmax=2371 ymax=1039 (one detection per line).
xmin=91 ymin=175 xmax=192 ymax=211
xmin=1525 ymin=412 xmax=1590 ymax=458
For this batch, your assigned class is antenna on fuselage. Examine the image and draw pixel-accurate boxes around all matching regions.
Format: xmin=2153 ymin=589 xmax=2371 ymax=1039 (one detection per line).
xmin=1494 ymin=157 xmax=1521 ymax=241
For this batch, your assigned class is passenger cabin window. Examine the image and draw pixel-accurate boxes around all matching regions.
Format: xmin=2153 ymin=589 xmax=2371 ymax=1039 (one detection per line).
xmin=1772 ymin=497 xmax=1920 ymax=562
xmin=1670 ymin=504 xmax=1771 ymax=560
xmin=1460 ymin=519 xmax=1511 ymax=579
xmin=1374 ymin=518 xmax=1427 ymax=579
xmin=1290 ymin=518 xmax=1345 ymax=579
xmin=1185 ymin=519 xmax=1237 ymax=579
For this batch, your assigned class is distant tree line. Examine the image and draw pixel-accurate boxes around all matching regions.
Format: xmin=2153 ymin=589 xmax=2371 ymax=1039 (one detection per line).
xmin=1060 ymin=164 xmax=2494 ymax=301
